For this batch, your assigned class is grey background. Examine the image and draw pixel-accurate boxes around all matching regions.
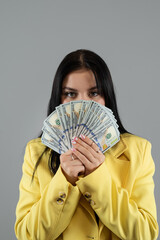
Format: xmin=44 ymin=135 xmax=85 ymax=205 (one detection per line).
xmin=0 ymin=1 xmax=159 ymax=239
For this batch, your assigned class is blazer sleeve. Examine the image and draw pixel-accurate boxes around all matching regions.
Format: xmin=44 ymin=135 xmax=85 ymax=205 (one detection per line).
xmin=76 ymin=140 xmax=159 ymax=240
xmin=15 ymin=143 xmax=81 ymax=240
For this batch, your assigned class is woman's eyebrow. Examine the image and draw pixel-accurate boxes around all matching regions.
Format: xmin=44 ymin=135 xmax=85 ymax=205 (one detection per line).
xmin=62 ymin=87 xmax=78 ymax=91
xmin=62 ymin=86 xmax=98 ymax=91
xmin=89 ymin=86 xmax=98 ymax=90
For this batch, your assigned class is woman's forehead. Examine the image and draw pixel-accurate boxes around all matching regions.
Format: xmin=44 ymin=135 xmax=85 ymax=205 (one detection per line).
xmin=62 ymin=69 xmax=97 ymax=88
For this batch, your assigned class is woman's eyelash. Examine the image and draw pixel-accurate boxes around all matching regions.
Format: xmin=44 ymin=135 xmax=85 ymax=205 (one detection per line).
xmin=89 ymin=91 xmax=99 ymax=96
xmin=62 ymin=91 xmax=100 ymax=98
xmin=63 ymin=91 xmax=77 ymax=97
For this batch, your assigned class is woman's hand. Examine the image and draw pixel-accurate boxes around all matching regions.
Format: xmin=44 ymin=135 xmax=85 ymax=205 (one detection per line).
xmin=60 ymin=149 xmax=85 ymax=185
xmin=71 ymin=134 xmax=105 ymax=176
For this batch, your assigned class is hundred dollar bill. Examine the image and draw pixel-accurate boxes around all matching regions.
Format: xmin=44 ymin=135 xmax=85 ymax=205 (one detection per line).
xmin=42 ymin=124 xmax=68 ymax=152
xmin=92 ymin=122 xmax=120 ymax=153
xmin=87 ymin=120 xmax=112 ymax=140
xmin=41 ymin=100 xmax=120 ymax=154
xmin=93 ymin=100 xmax=118 ymax=122
xmin=75 ymin=100 xmax=93 ymax=137
xmin=70 ymin=100 xmax=83 ymax=139
xmin=58 ymin=103 xmax=72 ymax=149
xmin=41 ymin=132 xmax=65 ymax=154
xmin=75 ymin=100 xmax=91 ymax=137
xmin=81 ymin=102 xmax=99 ymax=135
xmin=82 ymin=104 xmax=111 ymax=136
xmin=44 ymin=109 xmax=68 ymax=149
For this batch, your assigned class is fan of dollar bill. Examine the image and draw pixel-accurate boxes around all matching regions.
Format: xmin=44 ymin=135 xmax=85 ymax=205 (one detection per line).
xmin=41 ymin=100 xmax=120 ymax=154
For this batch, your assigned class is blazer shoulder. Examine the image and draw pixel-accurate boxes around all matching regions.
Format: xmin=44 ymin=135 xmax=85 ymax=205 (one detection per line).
xmin=25 ymin=138 xmax=48 ymax=158
xmin=27 ymin=137 xmax=43 ymax=145
xmin=121 ymin=133 xmax=151 ymax=144
xmin=121 ymin=133 xmax=152 ymax=153
xmin=27 ymin=137 xmax=45 ymax=147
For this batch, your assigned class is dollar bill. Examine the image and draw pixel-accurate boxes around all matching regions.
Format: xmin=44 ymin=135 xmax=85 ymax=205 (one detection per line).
xmin=41 ymin=100 xmax=120 ymax=154
xmin=41 ymin=132 xmax=65 ymax=154
xmin=70 ymin=100 xmax=83 ymax=139
xmin=44 ymin=109 xmax=68 ymax=149
xmin=57 ymin=103 xmax=72 ymax=149
xmin=42 ymin=124 xmax=68 ymax=152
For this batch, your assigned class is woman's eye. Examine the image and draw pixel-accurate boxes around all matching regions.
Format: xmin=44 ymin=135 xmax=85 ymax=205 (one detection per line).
xmin=89 ymin=91 xmax=99 ymax=97
xmin=63 ymin=92 xmax=77 ymax=98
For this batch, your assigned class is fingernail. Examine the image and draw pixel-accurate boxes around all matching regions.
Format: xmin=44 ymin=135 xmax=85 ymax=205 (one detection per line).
xmin=71 ymin=148 xmax=75 ymax=152
xmin=71 ymin=140 xmax=76 ymax=144
xmin=72 ymin=136 xmax=78 ymax=141
xmin=80 ymin=134 xmax=85 ymax=140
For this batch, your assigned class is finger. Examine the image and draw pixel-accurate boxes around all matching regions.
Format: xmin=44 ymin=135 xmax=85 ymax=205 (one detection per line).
xmin=71 ymin=153 xmax=78 ymax=160
xmin=60 ymin=152 xmax=81 ymax=164
xmin=72 ymin=144 xmax=95 ymax=163
xmin=61 ymin=164 xmax=85 ymax=184
xmin=80 ymin=134 xmax=100 ymax=150
xmin=61 ymin=158 xmax=85 ymax=173
xmin=69 ymin=159 xmax=84 ymax=166
xmin=71 ymin=148 xmax=93 ymax=167
xmin=71 ymin=137 xmax=105 ymax=169
xmin=74 ymin=165 xmax=85 ymax=176
xmin=63 ymin=149 xmax=74 ymax=156
xmin=60 ymin=149 xmax=74 ymax=161
xmin=80 ymin=135 xmax=103 ymax=156
xmin=72 ymin=136 xmax=102 ymax=158
xmin=60 ymin=149 xmax=78 ymax=162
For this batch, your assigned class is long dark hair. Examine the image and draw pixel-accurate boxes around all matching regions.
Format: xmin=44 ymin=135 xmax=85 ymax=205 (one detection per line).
xmin=32 ymin=49 xmax=128 ymax=179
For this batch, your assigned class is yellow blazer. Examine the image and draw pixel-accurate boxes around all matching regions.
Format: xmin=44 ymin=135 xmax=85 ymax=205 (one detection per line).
xmin=15 ymin=133 xmax=159 ymax=240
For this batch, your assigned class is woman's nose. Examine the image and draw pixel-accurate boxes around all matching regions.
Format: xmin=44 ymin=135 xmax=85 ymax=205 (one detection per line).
xmin=77 ymin=94 xmax=91 ymax=101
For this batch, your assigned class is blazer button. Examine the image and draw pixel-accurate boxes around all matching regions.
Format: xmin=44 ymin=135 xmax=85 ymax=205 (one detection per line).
xmin=59 ymin=192 xmax=66 ymax=198
xmin=84 ymin=192 xmax=91 ymax=198
xmin=56 ymin=198 xmax=64 ymax=205
xmin=88 ymin=199 xmax=95 ymax=206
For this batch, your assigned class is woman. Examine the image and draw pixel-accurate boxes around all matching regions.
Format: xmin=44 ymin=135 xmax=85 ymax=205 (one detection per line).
xmin=15 ymin=49 xmax=159 ymax=239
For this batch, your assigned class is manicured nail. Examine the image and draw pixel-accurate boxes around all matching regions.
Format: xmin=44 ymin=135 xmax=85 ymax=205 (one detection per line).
xmin=71 ymin=141 xmax=76 ymax=144
xmin=73 ymin=137 xmax=78 ymax=141
xmin=71 ymin=148 xmax=76 ymax=152
xmin=80 ymin=134 xmax=85 ymax=140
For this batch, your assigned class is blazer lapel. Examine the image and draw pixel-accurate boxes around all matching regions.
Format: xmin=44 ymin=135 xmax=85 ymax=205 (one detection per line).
xmin=107 ymin=134 xmax=128 ymax=159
